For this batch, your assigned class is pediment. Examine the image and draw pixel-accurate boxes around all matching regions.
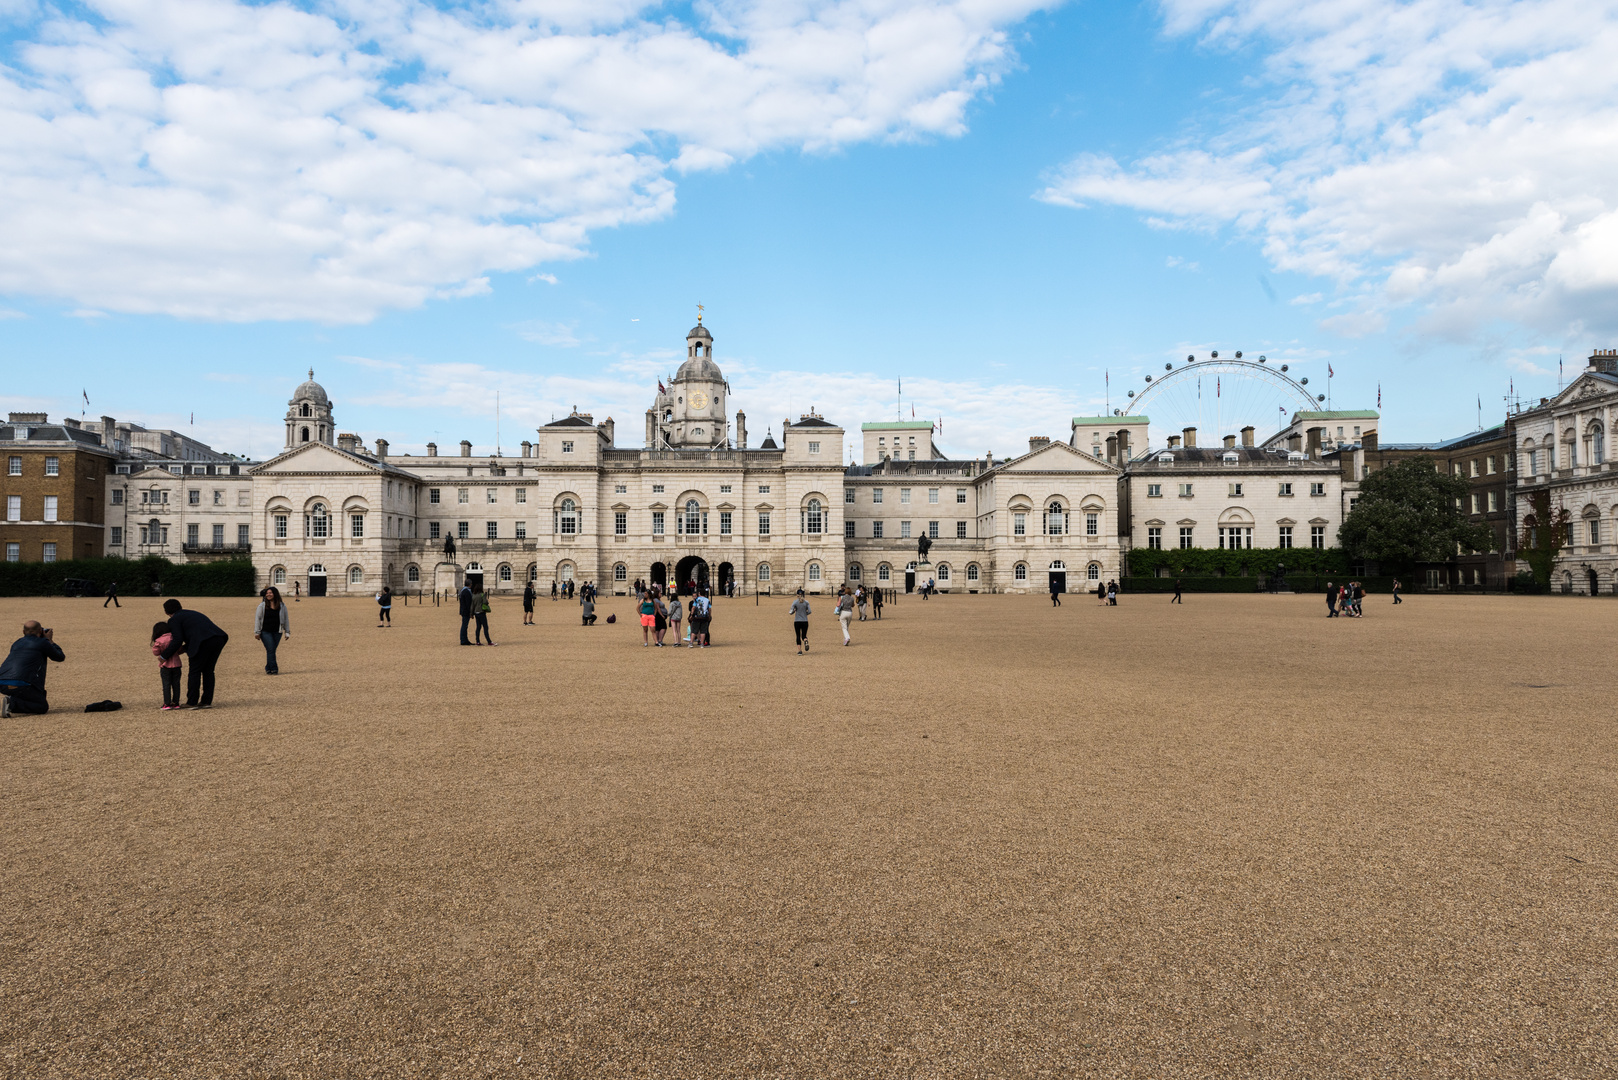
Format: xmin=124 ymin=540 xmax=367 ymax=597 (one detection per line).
xmin=253 ymin=443 xmax=383 ymax=475
xmin=999 ymin=441 xmax=1118 ymax=474
xmin=1547 ymin=372 xmax=1618 ymax=409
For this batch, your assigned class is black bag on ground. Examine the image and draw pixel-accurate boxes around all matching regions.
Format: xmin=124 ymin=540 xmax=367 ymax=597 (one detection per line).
xmin=84 ymin=700 xmax=122 ymax=713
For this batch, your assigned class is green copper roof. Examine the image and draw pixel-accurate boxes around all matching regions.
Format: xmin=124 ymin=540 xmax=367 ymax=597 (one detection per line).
xmin=1072 ymin=415 xmax=1148 ymax=426
xmin=861 ymin=421 xmax=935 ymax=430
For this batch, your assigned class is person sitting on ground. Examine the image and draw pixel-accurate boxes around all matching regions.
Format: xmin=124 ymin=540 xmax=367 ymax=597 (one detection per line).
xmin=0 ymin=621 xmax=65 ymax=717
xmin=159 ymin=599 xmax=230 ymax=709
xmin=581 ymin=596 xmax=597 ymax=626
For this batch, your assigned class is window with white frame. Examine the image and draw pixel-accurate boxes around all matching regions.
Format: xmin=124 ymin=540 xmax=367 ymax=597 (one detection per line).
xmin=486 ymin=521 xmax=498 ymax=539
xmin=684 ymin=499 xmax=702 ymax=535
xmin=351 ymin=514 xmax=365 ymax=538
xmin=212 ymin=524 xmax=225 ymax=547
xmin=274 ymin=514 xmax=288 ymax=539
xmin=1179 ymin=526 xmax=1193 ymax=548
xmin=1218 ymin=526 xmax=1253 ymax=549
xmin=457 ymin=488 xmax=469 ymax=503
xmin=900 ymin=520 xmax=912 ymax=539
xmin=1013 ymin=512 xmax=1026 ymax=536
xmin=6 ymin=495 xmax=20 ymax=522
xmin=956 ymin=488 xmax=967 ymax=503
xmin=515 ymin=488 xmax=527 ymax=503
xmin=937 ymin=563 xmax=951 ymax=581
xmin=652 ymin=484 xmax=665 ymax=493
xmin=719 ymin=510 xmax=732 ymax=535
xmin=956 ymin=521 xmax=967 ymax=538
xmin=44 ymin=456 xmax=59 ymax=476
xmin=557 ymin=498 xmax=578 ymax=534
xmin=42 ymin=542 xmax=56 ymax=562
xmin=900 ymin=488 xmax=911 ymax=504
xmin=872 ymin=488 xmax=883 ymax=503
xmin=616 ymin=484 xmax=627 ymax=494
xmin=808 ymin=562 xmax=821 ymax=580
xmin=719 ymin=484 xmax=731 ymax=494
xmin=1085 ymin=512 xmax=1098 ymax=535
xmin=845 ymin=488 xmax=855 ymax=503
xmin=758 ymin=485 xmax=770 ymax=494
xmin=1310 ymin=482 xmax=1326 ymax=496
xmin=757 ymin=563 xmax=771 ymax=582
xmin=845 ymin=520 xmax=856 ymax=538
xmin=561 ymin=441 xmax=574 ymax=454
xmin=457 ymin=521 xmax=469 ymax=539
xmin=757 ymin=511 xmax=769 ymax=535
xmin=110 ymin=526 xmax=123 ymax=546
xmin=1014 ymin=563 xmax=1027 ymax=581
xmin=877 ymin=563 xmax=891 ymax=581
xmin=349 ymin=566 xmax=364 ymax=584
xmin=872 ymin=521 xmax=884 ymax=539
xmin=499 ymin=564 xmax=513 ymax=582
xmin=429 ymin=488 xmax=441 ymax=504
xmin=1279 ymin=525 xmax=1293 ymax=548
xmin=1229 ymin=483 xmax=1244 ymax=497
xmin=614 ymin=563 xmax=627 ymax=581
xmin=923 ymin=520 xmax=935 ymax=539
xmin=614 ymin=510 xmax=627 ymax=535
xmin=966 ymin=563 xmax=979 ymax=581
xmin=1178 ymin=484 xmax=1193 ymax=497
xmin=486 ymin=488 xmax=497 ymax=503
xmin=808 ymin=441 xmax=820 ymax=454
xmin=407 ymin=564 xmax=420 ymax=583
xmin=1046 ymin=502 xmax=1064 ymax=535
xmin=1147 ymin=483 xmax=1162 ymax=497
xmin=273 ymin=566 xmax=286 ymax=585
xmin=804 ymin=499 xmax=823 ymax=534
xmin=1147 ymin=526 xmax=1162 ymax=549
xmin=428 ymin=522 xmax=440 ymax=540
xmin=1311 ymin=525 xmax=1325 ymax=548
xmin=652 ymin=510 xmax=665 ymax=535
xmin=186 ymin=522 xmax=199 ymax=546
xmin=5 ymin=542 xmax=18 ymax=561
xmin=928 ymin=488 xmax=939 ymax=504
xmin=6 ymin=456 xmax=19 ymax=476
xmin=188 ymin=489 xmax=200 ymax=505
xmin=515 ymin=521 xmax=527 ymax=540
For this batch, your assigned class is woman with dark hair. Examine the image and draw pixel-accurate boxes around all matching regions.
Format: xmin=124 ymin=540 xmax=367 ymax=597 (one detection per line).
xmin=253 ymin=586 xmax=289 ymax=675
xmin=376 ymin=585 xmax=393 ymax=627
xmin=522 ymin=579 xmax=536 ymax=625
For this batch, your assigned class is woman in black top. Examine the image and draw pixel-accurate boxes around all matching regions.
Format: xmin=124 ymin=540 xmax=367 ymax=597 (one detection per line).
xmin=523 ymin=581 xmax=536 ymax=625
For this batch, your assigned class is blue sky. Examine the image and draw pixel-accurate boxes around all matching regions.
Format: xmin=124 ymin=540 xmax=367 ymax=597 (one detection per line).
xmin=4 ymin=0 xmax=1616 ymax=461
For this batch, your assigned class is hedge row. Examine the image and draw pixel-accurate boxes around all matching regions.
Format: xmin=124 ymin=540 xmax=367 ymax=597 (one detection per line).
xmin=0 ymin=556 xmax=256 ymax=597
xmin=1125 ymin=546 xmax=1350 ymax=578
xmin=1121 ymin=574 xmax=1403 ymax=594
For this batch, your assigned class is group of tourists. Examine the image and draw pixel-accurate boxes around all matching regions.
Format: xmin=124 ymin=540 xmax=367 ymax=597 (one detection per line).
xmin=1327 ymin=581 xmax=1367 ymax=617
xmin=636 ymin=583 xmax=713 ymax=647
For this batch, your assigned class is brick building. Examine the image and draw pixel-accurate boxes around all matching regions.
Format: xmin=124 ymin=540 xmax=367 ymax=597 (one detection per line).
xmin=2 ymin=413 xmax=117 ymax=564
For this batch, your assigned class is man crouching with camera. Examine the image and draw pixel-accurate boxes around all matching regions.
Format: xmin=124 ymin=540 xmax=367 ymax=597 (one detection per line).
xmin=0 ymin=621 xmax=65 ymax=717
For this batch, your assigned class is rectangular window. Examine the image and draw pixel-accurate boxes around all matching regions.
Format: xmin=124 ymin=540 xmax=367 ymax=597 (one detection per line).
xmin=44 ymin=456 xmax=59 ymax=476
xmin=901 ymin=521 xmax=912 ymax=539
xmin=429 ymin=521 xmax=440 ymax=540
xmin=1179 ymin=527 xmax=1193 ymax=549
xmin=186 ymin=489 xmax=199 ymax=505
xmin=429 ymin=488 xmax=441 ymax=504
xmin=6 ymin=495 xmax=20 ymax=521
xmin=872 ymin=521 xmax=884 ymax=538
xmin=274 ymin=514 xmax=288 ymax=538
xmin=808 ymin=441 xmax=820 ymax=454
xmin=486 ymin=488 xmax=497 ymax=503
xmin=652 ymin=484 xmax=665 ymax=494
xmin=186 ymin=523 xmax=199 ymax=546
xmin=616 ymin=484 xmax=628 ymax=494
xmin=614 ymin=511 xmax=627 ymax=535
xmin=515 ymin=521 xmax=527 ymax=540
xmin=1311 ymin=525 xmax=1325 ymax=548
xmin=111 ymin=488 xmax=124 ymax=505
xmin=1278 ymin=483 xmax=1293 ymax=496
xmin=1178 ymin=484 xmax=1193 ymax=497
xmin=1229 ymin=483 xmax=1244 ymax=497
xmin=1086 ymin=512 xmax=1098 ymax=536
xmin=908 ymin=450 xmax=915 ymax=460
xmin=1147 ymin=483 xmax=1162 ymax=498
xmin=900 ymin=488 xmax=911 ymax=503
xmin=1488 ymin=491 xmax=1499 ymax=512
xmin=42 ymin=542 xmax=56 ymax=562
xmin=110 ymin=526 xmax=123 ymax=546
xmin=719 ymin=484 xmax=732 ymax=494
xmin=928 ymin=521 xmax=939 ymax=539
xmin=211 ymin=524 xmax=225 ymax=547
xmin=213 ymin=490 xmax=223 ymax=505
xmin=6 ymin=456 xmax=19 ymax=476
xmin=561 ymin=441 xmax=574 ymax=453
xmin=956 ymin=521 xmax=967 ymax=538
xmin=928 ymin=488 xmax=939 ymax=504
xmin=1470 ymin=460 xmax=1479 ymax=478
xmin=650 ymin=510 xmax=664 ymax=535
xmin=872 ymin=488 xmax=883 ymax=503
xmin=758 ymin=485 xmax=769 ymax=494
xmin=719 ymin=510 xmax=732 ymax=535
xmin=351 ymin=514 xmax=365 ymax=538
xmin=4 ymin=542 xmax=17 ymax=561
xmin=43 ymin=495 xmax=57 ymax=522
xmin=515 ymin=488 xmax=527 ymax=503
xmin=845 ymin=520 xmax=856 ymax=539
xmin=238 ymin=524 xmax=249 ymax=547
xmin=457 ymin=488 xmax=469 ymax=503
xmin=1310 ymin=483 xmax=1325 ymax=496
xmin=486 ymin=521 xmax=498 ymax=539
xmin=1470 ymin=494 xmax=1480 ymax=514
xmin=756 ymin=511 xmax=769 ymax=535
xmin=457 ymin=521 xmax=469 ymax=539
xmin=1147 ymin=526 xmax=1162 ymax=550
xmin=1279 ymin=525 xmax=1293 ymax=548
xmin=1013 ymin=512 xmax=1026 ymax=536
xmin=1592 ymin=520 xmax=1602 ymax=545
xmin=1528 ymin=450 xmax=1538 ymax=474
xmin=1218 ymin=527 xmax=1253 ymax=549
xmin=956 ymin=488 xmax=967 ymax=503
xmin=1487 ymin=455 xmax=1497 ymax=474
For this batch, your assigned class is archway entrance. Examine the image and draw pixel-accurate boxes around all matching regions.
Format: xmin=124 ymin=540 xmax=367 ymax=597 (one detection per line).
xmin=465 ymin=561 xmax=484 ymax=592
xmin=675 ymin=555 xmax=710 ymax=595
xmin=1049 ymin=560 xmax=1066 ymax=594
xmin=1588 ymin=567 xmax=1599 ymax=595
xmin=650 ymin=562 xmax=667 ymax=589
xmin=717 ymin=562 xmax=734 ymax=596
xmin=308 ymin=564 xmax=327 ymax=597
xmin=904 ymin=561 xmax=916 ymax=593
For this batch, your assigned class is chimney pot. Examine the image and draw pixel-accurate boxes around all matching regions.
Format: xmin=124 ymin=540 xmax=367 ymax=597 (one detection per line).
xmin=1223 ymin=434 xmax=1237 ymax=449
xmin=1241 ymin=425 xmax=1255 ymax=447
xmin=1167 ymin=435 xmax=1181 ymax=449
xmin=426 ymin=442 xmax=437 ymax=457
xmin=460 ymin=440 xmax=472 ymax=457
xmin=1182 ymin=426 xmax=1197 ymax=448
xmin=374 ymin=437 xmax=389 ymax=458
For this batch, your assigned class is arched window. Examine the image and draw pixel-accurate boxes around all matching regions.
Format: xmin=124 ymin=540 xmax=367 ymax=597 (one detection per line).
xmin=877 ymin=563 xmax=891 ymax=582
xmin=1592 ymin=423 xmax=1605 ymax=464
xmin=272 ymin=566 xmax=287 ymax=585
xmin=1087 ymin=563 xmax=1100 ymax=580
xmin=301 ymin=427 xmax=310 ymax=442
xmin=1046 ymin=501 xmax=1065 ymax=535
xmin=757 ymin=563 xmax=772 ymax=582
xmin=937 ymin=563 xmax=951 ymax=581
xmin=804 ymin=498 xmax=823 ymax=534
xmin=557 ymin=498 xmax=578 ymax=535
xmin=406 ymin=564 xmax=420 ymax=583
xmin=966 ymin=563 xmax=980 ymax=582
xmin=807 ymin=562 xmax=822 ymax=581
xmin=300 ymin=404 xmax=311 ymax=418
xmin=1049 ymin=560 xmax=1065 ymax=570
xmin=308 ymin=503 xmax=328 ymax=538
xmin=466 ymin=561 xmax=481 ymax=572
xmin=1014 ymin=562 xmax=1028 ymax=581
xmin=685 ymin=499 xmax=701 ymax=535
xmin=849 ymin=563 xmax=862 ymax=581
xmin=498 ymin=563 xmax=513 ymax=582
xmin=558 ymin=562 xmax=575 ymax=582
xmin=528 ymin=563 xmax=538 ymax=582
xmin=613 ymin=563 xmax=627 ymax=582
xmin=348 ymin=565 xmax=364 ymax=584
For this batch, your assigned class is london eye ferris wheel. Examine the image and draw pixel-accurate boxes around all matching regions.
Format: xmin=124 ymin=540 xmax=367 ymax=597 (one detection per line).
xmin=1120 ymin=352 xmax=1325 ymax=447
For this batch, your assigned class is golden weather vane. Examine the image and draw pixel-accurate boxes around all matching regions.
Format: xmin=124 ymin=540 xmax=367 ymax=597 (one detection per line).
xmin=697 ymin=303 xmax=704 ymax=323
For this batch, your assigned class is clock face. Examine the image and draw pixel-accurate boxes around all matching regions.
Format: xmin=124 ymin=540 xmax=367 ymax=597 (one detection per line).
xmin=689 ymin=391 xmax=708 ymax=410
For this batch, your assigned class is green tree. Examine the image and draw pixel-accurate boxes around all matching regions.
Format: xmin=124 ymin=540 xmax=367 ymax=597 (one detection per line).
xmin=1337 ymin=457 xmax=1494 ymax=571
xmin=1516 ymin=489 xmax=1571 ymax=587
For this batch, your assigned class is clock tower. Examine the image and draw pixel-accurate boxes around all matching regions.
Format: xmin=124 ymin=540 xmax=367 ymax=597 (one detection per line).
xmin=647 ymin=316 xmax=730 ymax=449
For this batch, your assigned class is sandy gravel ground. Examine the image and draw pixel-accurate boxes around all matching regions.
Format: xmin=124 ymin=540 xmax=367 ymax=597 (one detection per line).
xmin=0 ymin=589 xmax=1613 ymax=1079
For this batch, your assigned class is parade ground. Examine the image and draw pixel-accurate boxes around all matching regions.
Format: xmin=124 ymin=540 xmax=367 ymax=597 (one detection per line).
xmin=1 ymin=590 xmax=1613 ymax=1078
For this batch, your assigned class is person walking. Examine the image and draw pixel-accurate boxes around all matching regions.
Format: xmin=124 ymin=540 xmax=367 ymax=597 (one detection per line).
xmin=104 ymin=581 xmax=120 ymax=608
xmin=472 ymin=587 xmax=496 ymax=645
xmin=0 ymin=621 xmax=65 ymax=716
xmin=376 ymin=585 xmax=393 ymax=627
xmin=254 ymin=586 xmax=289 ymax=675
xmin=458 ymin=582 xmax=475 ymax=644
xmin=836 ymin=585 xmax=855 ymax=646
xmin=522 ymin=580 xmax=536 ymax=625
xmin=151 ymin=621 xmax=183 ymax=709
xmin=1352 ymin=581 xmax=1365 ymax=617
xmin=1326 ymin=581 xmax=1338 ymax=617
xmin=1392 ymin=578 xmax=1403 ymax=604
xmin=1172 ymin=579 xmax=1183 ymax=604
xmin=871 ymin=586 xmax=883 ymax=620
xmin=639 ymin=590 xmax=657 ymax=646
xmin=855 ymin=584 xmax=867 ymax=621
xmin=158 ymin=599 xmax=229 ymax=709
xmin=1050 ymin=575 xmax=1062 ymax=607
xmin=293 ymin=579 xmax=301 ymax=602
xmin=790 ymin=589 xmax=812 ymax=654
xmin=689 ymin=590 xmax=711 ymax=647
xmin=1107 ymin=580 xmax=1118 ymax=606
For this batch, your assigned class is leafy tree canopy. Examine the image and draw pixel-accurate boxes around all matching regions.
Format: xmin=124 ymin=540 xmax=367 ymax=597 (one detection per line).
xmin=1337 ymin=457 xmax=1494 ymax=571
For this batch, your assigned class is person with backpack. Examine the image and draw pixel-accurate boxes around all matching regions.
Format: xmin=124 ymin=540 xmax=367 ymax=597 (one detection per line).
xmin=689 ymin=590 xmax=711 ymax=648
xmin=790 ymin=589 xmax=812 ymax=654
xmin=472 ymin=587 xmax=496 ymax=645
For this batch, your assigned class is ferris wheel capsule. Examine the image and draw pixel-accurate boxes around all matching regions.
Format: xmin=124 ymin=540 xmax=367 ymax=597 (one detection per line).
xmin=1318 ymin=394 xmax=1326 ymax=401
xmin=1127 ymin=390 xmax=1135 ymax=398
xmin=1300 ymin=377 xmax=1308 ymax=385
xmin=1280 ymin=364 xmax=1288 ymax=372
xmin=1258 ymin=355 xmax=1267 ymax=362
xmin=1186 ymin=354 xmax=1195 ymax=362
xmin=1210 ymin=350 xmax=1218 ymax=358
xmin=1234 ymin=351 xmax=1243 ymax=359
xmin=1145 ymin=375 xmax=1153 ymax=382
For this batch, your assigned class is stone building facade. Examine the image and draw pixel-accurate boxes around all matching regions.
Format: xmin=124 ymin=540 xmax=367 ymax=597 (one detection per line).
xmin=1 ymin=413 xmax=116 ymax=564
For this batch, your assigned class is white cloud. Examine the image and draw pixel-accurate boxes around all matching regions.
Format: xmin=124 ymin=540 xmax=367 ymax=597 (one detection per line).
xmin=0 ymin=308 xmax=26 ymax=319
xmin=513 ymin=320 xmax=582 ymax=347
xmin=529 ymin=272 xmax=559 ymax=285
xmin=1290 ymin=292 xmax=1322 ymax=305
xmin=1165 ymin=255 xmax=1200 ymax=271
xmin=0 ymin=0 xmax=1047 ymax=323
xmin=1037 ymin=0 xmax=1618 ymax=340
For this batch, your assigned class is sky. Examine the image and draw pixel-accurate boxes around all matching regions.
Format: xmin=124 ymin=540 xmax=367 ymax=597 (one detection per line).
xmin=4 ymin=0 xmax=1617 ymax=463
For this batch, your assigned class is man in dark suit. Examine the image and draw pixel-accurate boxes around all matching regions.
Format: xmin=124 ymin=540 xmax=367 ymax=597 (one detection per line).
xmin=458 ymin=583 xmax=474 ymax=645
xmin=159 ymin=599 xmax=229 ymax=708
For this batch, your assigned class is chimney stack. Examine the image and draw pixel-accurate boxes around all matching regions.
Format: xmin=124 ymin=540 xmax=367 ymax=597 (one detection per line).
xmin=1105 ymin=435 xmax=1118 ymax=461
xmin=736 ymin=410 xmax=747 ymax=449
xmin=337 ymin=433 xmax=360 ymax=453
xmin=1167 ymin=435 xmax=1181 ymax=449
xmin=1589 ymin=349 xmax=1618 ymax=374
xmin=520 ymin=440 xmax=532 ymax=458
xmin=1223 ymin=434 xmax=1237 ymax=449
xmin=600 ymin=417 xmax=615 ymax=446
xmin=1241 ymin=425 xmax=1255 ymax=447
xmin=1306 ymin=427 xmax=1324 ymax=458
xmin=1182 ymin=426 xmax=1197 ymax=448
xmin=1363 ymin=430 xmax=1379 ymax=452
xmin=1117 ymin=429 xmax=1131 ymax=461
xmin=1029 ymin=436 xmax=1051 ymax=453
xmin=426 ymin=441 xmax=438 ymax=457
xmin=100 ymin=416 xmax=117 ymax=449
xmin=1287 ymin=433 xmax=1303 ymax=453
xmin=374 ymin=438 xmax=389 ymax=458
xmin=460 ymin=440 xmax=472 ymax=457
